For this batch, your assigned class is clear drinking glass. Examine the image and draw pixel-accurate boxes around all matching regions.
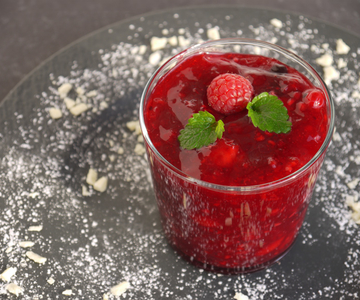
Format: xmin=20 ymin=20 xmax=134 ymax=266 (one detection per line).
xmin=139 ymin=38 xmax=335 ymax=273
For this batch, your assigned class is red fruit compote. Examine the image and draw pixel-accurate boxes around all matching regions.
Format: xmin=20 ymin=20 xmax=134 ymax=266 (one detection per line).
xmin=139 ymin=39 xmax=335 ymax=273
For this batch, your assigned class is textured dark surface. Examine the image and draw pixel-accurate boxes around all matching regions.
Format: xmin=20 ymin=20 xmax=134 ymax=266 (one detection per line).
xmin=1 ymin=0 xmax=360 ymax=103
xmin=0 ymin=5 xmax=360 ymax=299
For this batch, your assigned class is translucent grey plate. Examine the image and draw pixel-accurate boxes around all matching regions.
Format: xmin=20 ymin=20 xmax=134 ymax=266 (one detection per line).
xmin=1 ymin=6 xmax=359 ymax=299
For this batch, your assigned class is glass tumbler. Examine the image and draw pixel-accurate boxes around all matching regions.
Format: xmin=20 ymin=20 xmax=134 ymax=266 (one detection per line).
xmin=139 ymin=38 xmax=335 ymax=273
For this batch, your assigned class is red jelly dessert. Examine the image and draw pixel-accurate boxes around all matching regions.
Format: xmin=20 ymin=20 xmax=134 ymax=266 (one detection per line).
xmin=140 ymin=39 xmax=334 ymax=273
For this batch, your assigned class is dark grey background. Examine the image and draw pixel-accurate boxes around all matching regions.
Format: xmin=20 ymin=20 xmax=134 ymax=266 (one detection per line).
xmin=1 ymin=0 xmax=360 ymax=103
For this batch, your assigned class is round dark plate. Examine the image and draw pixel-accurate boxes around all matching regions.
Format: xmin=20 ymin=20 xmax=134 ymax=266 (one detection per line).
xmin=1 ymin=6 xmax=359 ymax=299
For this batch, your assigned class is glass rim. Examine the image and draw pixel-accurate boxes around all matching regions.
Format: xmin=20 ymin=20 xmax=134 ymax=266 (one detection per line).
xmin=139 ymin=38 xmax=335 ymax=192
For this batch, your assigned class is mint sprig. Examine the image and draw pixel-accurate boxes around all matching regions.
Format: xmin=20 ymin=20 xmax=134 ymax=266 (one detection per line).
xmin=178 ymin=111 xmax=225 ymax=150
xmin=246 ymin=92 xmax=291 ymax=134
xmin=178 ymin=92 xmax=291 ymax=150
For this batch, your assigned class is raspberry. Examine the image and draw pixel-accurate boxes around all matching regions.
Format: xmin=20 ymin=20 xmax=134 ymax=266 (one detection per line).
xmin=207 ymin=73 xmax=254 ymax=115
xmin=304 ymin=89 xmax=325 ymax=108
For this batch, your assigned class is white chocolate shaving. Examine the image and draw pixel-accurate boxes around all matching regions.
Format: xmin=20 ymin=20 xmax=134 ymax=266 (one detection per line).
xmin=58 ymin=83 xmax=72 ymax=98
xmin=69 ymin=103 xmax=90 ymax=116
xmin=270 ymin=18 xmax=283 ymax=28
xmin=110 ymin=281 xmax=130 ymax=296
xmin=346 ymin=194 xmax=360 ymax=224
xmin=28 ymin=192 xmax=39 ymax=198
xmin=126 ymin=120 xmax=141 ymax=134
xmin=93 ymin=176 xmax=108 ymax=192
xmin=337 ymin=58 xmax=347 ymax=69
xmin=100 ymin=101 xmax=109 ymax=110
xmin=234 ymin=292 xmax=249 ymax=300
xmin=150 ymin=37 xmax=168 ymax=51
xmin=137 ymin=135 xmax=144 ymax=143
xmin=76 ymin=87 xmax=85 ymax=95
xmin=207 ymin=27 xmax=220 ymax=40
xmin=49 ymin=108 xmax=62 ymax=119
xmin=82 ymin=185 xmax=90 ymax=196
xmin=86 ymin=168 xmax=98 ymax=186
xmin=47 ymin=277 xmax=55 ymax=285
xmin=138 ymin=45 xmax=147 ymax=55
xmin=351 ymin=91 xmax=360 ymax=99
xmin=149 ymin=51 xmax=162 ymax=66
xmin=64 ymin=97 xmax=76 ymax=109
xmin=347 ymin=178 xmax=360 ymax=190
xmin=315 ymin=53 xmax=333 ymax=67
xmin=28 ymin=225 xmax=43 ymax=232
xmin=336 ymin=38 xmax=350 ymax=54
xmin=62 ymin=289 xmax=73 ymax=296
xmin=134 ymin=143 xmax=146 ymax=156
xmin=19 ymin=241 xmax=35 ymax=248
xmin=118 ymin=147 xmax=124 ymax=155
xmin=103 ymin=293 xmax=110 ymax=300
xmin=6 ymin=283 xmax=24 ymax=296
xmin=86 ymin=90 xmax=97 ymax=98
xmin=323 ymin=65 xmax=340 ymax=85
xmin=178 ymin=36 xmax=190 ymax=47
xmin=168 ymin=36 xmax=178 ymax=46
xmin=26 ymin=251 xmax=47 ymax=264
xmin=1 ymin=267 xmax=17 ymax=282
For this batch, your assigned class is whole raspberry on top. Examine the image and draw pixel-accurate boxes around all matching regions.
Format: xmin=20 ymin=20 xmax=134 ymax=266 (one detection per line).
xmin=207 ymin=73 xmax=254 ymax=115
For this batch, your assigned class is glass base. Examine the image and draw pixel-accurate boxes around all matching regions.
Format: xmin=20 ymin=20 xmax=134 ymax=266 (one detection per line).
xmin=171 ymin=238 xmax=296 ymax=274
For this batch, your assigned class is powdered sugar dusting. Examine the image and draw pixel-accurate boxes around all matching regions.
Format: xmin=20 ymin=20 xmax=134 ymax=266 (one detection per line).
xmin=1 ymin=7 xmax=359 ymax=299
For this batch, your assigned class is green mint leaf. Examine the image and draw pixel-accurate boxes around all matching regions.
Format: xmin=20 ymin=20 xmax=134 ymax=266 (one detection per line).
xmin=246 ymin=92 xmax=291 ymax=134
xmin=178 ymin=111 xmax=225 ymax=150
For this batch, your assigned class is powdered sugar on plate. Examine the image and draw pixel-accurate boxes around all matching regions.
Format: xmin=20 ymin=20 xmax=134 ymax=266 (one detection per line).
xmin=0 ymin=7 xmax=359 ymax=299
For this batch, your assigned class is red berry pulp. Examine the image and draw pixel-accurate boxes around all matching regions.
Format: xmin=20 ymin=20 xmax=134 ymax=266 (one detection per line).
xmin=142 ymin=51 xmax=330 ymax=272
